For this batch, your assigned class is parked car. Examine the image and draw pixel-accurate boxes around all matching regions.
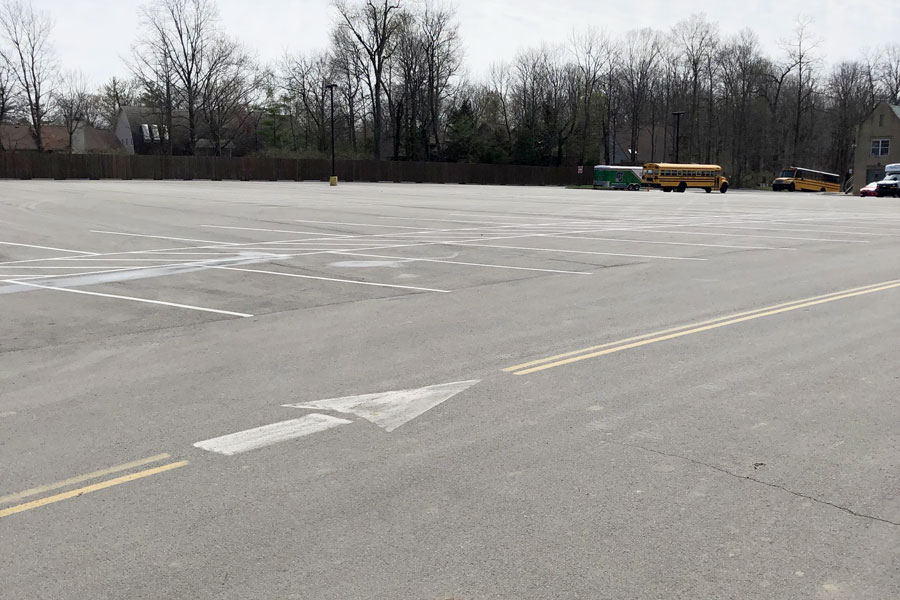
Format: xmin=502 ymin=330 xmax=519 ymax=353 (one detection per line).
xmin=860 ymin=182 xmax=878 ymax=197
xmin=875 ymin=174 xmax=900 ymax=197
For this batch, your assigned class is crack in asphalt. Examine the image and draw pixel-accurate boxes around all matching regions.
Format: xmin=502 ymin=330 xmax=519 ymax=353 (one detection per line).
xmin=617 ymin=441 xmax=900 ymax=528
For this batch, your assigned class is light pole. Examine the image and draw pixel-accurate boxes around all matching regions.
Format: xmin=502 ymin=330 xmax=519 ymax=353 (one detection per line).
xmin=326 ymin=83 xmax=338 ymax=186
xmin=672 ymin=111 xmax=685 ymax=163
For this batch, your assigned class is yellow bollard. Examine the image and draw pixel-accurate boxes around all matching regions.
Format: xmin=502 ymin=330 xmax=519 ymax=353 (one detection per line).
xmin=329 ymin=176 xmax=338 ymax=187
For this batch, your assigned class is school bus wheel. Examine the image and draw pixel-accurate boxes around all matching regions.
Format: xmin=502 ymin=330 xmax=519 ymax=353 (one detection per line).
xmin=720 ymin=182 xmax=729 ymax=194
xmin=705 ymin=187 xmax=712 ymax=193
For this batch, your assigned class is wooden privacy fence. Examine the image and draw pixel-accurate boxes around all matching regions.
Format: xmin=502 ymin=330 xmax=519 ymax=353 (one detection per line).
xmin=0 ymin=153 xmax=594 ymax=187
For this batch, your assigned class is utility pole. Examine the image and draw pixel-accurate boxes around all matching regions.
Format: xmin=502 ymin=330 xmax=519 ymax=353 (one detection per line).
xmin=326 ymin=83 xmax=338 ymax=186
xmin=672 ymin=111 xmax=685 ymax=163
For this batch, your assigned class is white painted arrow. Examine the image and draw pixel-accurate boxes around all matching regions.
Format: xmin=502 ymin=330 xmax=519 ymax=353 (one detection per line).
xmin=194 ymin=413 xmax=351 ymax=456
xmin=284 ymin=380 xmax=480 ymax=432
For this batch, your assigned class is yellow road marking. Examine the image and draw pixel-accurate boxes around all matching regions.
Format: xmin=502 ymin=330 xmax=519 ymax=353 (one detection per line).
xmin=511 ymin=279 xmax=900 ymax=375
xmin=0 ymin=461 xmax=189 ymax=519
xmin=505 ymin=279 xmax=900 ymax=372
xmin=0 ymin=453 xmax=171 ymax=505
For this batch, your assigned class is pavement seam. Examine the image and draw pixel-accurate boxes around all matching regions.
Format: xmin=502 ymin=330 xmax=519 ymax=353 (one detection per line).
xmin=616 ymin=441 xmax=900 ymax=528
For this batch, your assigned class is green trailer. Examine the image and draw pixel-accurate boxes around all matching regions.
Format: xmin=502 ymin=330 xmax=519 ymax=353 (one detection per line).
xmin=593 ymin=165 xmax=643 ymax=190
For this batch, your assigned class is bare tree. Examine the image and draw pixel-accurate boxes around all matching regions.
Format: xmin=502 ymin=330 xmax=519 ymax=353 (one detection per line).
xmin=330 ymin=25 xmax=366 ymax=152
xmin=620 ymin=28 xmax=661 ymax=163
xmin=672 ymin=14 xmax=718 ymax=161
xmin=876 ymin=44 xmax=900 ymax=103
xmin=601 ymin=41 xmax=622 ymax=164
xmin=547 ymin=53 xmax=580 ymax=165
xmin=0 ymin=49 xmax=14 ymax=126
xmin=488 ymin=61 xmax=513 ymax=147
xmin=200 ymin=37 xmax=260 ymax=155
xmin=510 ymin=47 xmax=548 ymax=163
xmin=333 ymin=0 xmax=406 ymax=159
xmin=827 ymin=61 xmax=877 ymax=179
xmin=0 ymin=0 xmax=56 ymax=151
xmin=281 ymin=50 xmax=332 ymax=153
xmin=97 ymin=77 xmax=140 ymax=129
xmin=718 ymin=30 xmax=765 ymax=185
xmin=54 ymin=70 xmax=89 ymax=149
xmin=570 ymin=27 xmax=612 ymax=164
xmin=137 ymin=0 xmax=221 ymax=153
xmin=783 ymin=15 xmax=821 ymax=162
xmin=389 ymin=18 xmax=424 ymax=159
xmin=419 ymin=0 xmax=461 ymax=159
xmin=128 ymin=11 xmax=176 ymax=154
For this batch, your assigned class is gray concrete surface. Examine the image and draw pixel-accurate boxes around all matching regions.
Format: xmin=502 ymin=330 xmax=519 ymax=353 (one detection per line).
xmin=1 ymin=181 xmax=898 ymax=599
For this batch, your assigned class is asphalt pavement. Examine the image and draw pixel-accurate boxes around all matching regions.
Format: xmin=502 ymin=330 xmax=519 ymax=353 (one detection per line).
xmin=1 ymin=181 xmax=898 ymax=599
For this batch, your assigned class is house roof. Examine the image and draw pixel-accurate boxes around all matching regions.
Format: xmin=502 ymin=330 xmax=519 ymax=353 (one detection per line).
xmin=118 ymin=106 xmax=191 ymax=147
xmin=1 ymin=124 xmax=69 ymax=151
xmin=120 ymin=105 xmax=188 ymax=126
xmin=891 ymin=104 xmax=900 ymax=121
xmin=1 ymin=123 xmax=123 ymax=152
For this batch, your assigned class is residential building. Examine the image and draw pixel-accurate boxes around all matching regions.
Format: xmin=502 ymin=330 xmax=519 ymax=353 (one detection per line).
xmin=115 ymin=106 xmax=190 ymax=155
xmin=0 ymin=123 xmax=122 ymax=153
xmin=854 ymin=102 xmax=900 ymax=190
xmin=114 ymin=106 xmax=261 ymax=157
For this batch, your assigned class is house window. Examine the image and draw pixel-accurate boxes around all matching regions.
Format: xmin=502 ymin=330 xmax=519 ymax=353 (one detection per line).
xmin=871 ymin=139 xmax=890 ymax=156
xmin=141 ymin=124 xmax=151 ymax=142
xmin=879 ymin=114 xmax=884 ymax=127
xmin=150 ymin=124 xmax=160 ymax=142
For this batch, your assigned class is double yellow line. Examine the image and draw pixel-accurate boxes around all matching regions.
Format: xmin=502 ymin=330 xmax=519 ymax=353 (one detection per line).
xmin=505 ymin=278 xmax=900 ymax=375
xmin=0 ymin=453 xmax=188 ymax=519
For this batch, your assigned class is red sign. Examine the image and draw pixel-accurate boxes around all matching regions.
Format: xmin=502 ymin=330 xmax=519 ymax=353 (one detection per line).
xmin=577 ymin=165 xmax=583 ymax=174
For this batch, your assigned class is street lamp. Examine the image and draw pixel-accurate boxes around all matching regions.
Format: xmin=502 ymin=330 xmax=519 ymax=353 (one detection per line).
xmin=325 ymin=83 xmax=338 ymax=186
xmin=672 ymin=111 xmax=685 ymax=163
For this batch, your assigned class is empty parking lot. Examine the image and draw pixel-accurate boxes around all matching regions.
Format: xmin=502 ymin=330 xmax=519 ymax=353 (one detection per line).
xmin=1 ymin=180 xmax=899 ymax=599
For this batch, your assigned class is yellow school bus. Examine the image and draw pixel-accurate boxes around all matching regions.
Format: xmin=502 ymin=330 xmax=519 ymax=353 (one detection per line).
xmin=772 ymin=167 xmax=840 ymax=192
xmin=642 ymin=163 xmax=729 ymax=193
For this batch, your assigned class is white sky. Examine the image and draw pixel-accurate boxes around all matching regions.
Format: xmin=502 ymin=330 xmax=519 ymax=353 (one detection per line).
xmin=40 ymin=0 xmax=899 ymax=85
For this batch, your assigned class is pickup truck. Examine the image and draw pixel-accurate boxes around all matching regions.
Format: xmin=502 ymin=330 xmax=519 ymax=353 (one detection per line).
xmin=875 ymin=174 xmax=900 ymax=197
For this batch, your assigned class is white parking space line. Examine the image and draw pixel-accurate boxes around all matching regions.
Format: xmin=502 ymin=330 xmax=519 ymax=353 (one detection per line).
xmin=211 ymin=265 xmax=452 ymax=293
xmin=55 ymin=258 xmax=205 ymax=262
xmin=199 ymin=225 xmax=354 ymax=237
xmin=585 ymin=228 xmax=870 ymax=243
xmin=376 ymin=216 xmax=523 ymax=225
xmin=0 ymin=241 xmax=97 ymax=255
xmin=193 ymin=414 xmax=352 ymax=456
xmin=329 ymin=251 xmax=594 ymax=275
xmin=266 ymin=240 xmax=408 ymax=245
xmin=3 ymin=280 xmax=254 ymax=317
xmin=449 ymin=212 xmax=585 ymax=222
xmin=293 ymin=219 xmax=442 ymax=230
xmin=686 ymin=224 xmax=900 ymax=237
xmin=6 ymin=266 xmax=178 ymax=280
xmin=445 ymin=242 xmax=707 ymax=261
xmin=90 ymin=230 xmax=243 ymax=245
xmin=544 ymin=235 xmax=796 ymax=250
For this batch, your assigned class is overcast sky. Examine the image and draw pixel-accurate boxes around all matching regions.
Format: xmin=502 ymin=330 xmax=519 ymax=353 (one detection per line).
xmin=39 ymin=0 xmax=899 ymax=85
